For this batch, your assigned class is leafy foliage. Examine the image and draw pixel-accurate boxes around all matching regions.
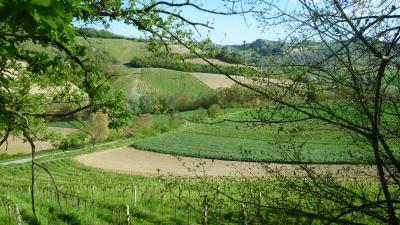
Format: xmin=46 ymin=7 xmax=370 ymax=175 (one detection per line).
xmin=129 ymin=55 xmax=253 ymax=76
xmin=75 ymin=27 xmax=128 ymax=39
xmin=207 ymin=104 xmax=224 ymax=119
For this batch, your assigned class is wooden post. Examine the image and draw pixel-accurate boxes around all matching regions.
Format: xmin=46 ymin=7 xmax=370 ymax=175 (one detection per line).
xmin=134 ymin=186 xmax=137 ymax=207
xmin=126 ymin=205 xmax=131 ymax=225
xmin=258 ymin=192 xmax=262 ymax=219
xmin=203 ymin=196 xmax=208 ymax=225
xmin=15 ymin=204 xmax=22 ymax=225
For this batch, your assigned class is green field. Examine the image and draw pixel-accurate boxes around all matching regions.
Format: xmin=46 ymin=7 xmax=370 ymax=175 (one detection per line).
xmin=112 ymin=68 xmax=211 ymax=99
xmin=0 ymin=148 xmax=379 ymax=225
xmin=0 ymin=151 xmax=304 ymax=225
xmin=21 ymin=38 xmax=149 ymax=65
xmin=79 ymin=38 xmax=150 ymax=64
xmin=132 ymin=109 xmax=385 ymax=164
xmin=23 ymin=37 xmax=213 ymax=101
xmin=46 ymin=121 xmax=88 ymax=129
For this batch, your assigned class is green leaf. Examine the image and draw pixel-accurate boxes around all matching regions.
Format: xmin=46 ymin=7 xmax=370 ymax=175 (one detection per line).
xmin=31 ymin=10 xmax=41 ymax=22
xmin=0 ymin=76 xmax=10 ymax=87
xmin=31 ymin=0 xmax=52 ymax=7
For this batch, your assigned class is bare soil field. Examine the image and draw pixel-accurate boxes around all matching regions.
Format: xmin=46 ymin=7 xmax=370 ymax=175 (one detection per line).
xmin=187 ymin=58 xmax=234 ymax=66
xmin=0 ymin=135 xmax=52 ymax=155
xmin=191 ymin=73 xmax=244 ymax=89
xmin=169 ymin=45 xmax=190 ymax=54
xmin=0 ymin=127 xmax=76 ymax=155
xmin=75 ymin=147 xmax=376 ymax=177
xmin=191 ymin=72 xmax=292 ymax=89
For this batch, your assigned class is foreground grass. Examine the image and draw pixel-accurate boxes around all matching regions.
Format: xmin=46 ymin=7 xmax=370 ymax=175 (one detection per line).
xmin=0 ymin=158 xmax=294 ymax=225
xmin=0 ymin=156 xmax=381 ymax=225
xmin=0 ymin=116 xmax=389 ymax=224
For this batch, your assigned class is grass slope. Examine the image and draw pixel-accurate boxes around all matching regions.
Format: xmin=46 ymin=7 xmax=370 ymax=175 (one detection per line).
xmin=78 ymin=38 xmax=150 ymax=64
xmin=0 ymin=153 xmax=312 ymax=225
xmin=112 ymin=68 xmax=211 ymax=99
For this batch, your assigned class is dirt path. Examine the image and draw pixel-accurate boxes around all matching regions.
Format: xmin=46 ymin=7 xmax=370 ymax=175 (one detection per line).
xmin=74 ymin=147 xmax=376 ymax=177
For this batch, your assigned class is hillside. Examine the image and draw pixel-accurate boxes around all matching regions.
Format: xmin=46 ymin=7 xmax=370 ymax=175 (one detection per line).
xmin=111 ymin=68 xmax=211 ymax=99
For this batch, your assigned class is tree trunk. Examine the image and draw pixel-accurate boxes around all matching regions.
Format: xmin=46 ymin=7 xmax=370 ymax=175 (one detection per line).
xmin=23 ymin=130 xmax=37 ymax=219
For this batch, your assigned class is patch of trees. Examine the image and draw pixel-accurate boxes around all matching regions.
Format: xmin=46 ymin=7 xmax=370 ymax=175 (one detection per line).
xmin=125 ymin=85 xmax=264 ymax=116
xmin=129 ymin=55 xmax=252 ymax=76
xmin=75 ymin=27 xmax=134 ymax=40
xmin=214 ymin=47 xmax=245 ymax=64
xmin=229 ymin=39 xmax=283 ymax=56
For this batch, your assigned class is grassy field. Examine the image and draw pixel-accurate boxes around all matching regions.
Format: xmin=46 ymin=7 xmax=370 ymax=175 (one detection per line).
xmin=22 ymin=37 xmax=150 ymax=66
xmin=46 ymin=121 xmax=89 ymax=129
xmin=22 ymin=37 xmax=217 ymax=101
xmin=112 ymin=68 xmax=211 ymax=99
xmin=78 ymin=38 xmax=150 ymax=64
xmin=0 ymin=159 xmax=262 ymax=224
xmin=132 ymin=108 xmax=388 ymax=164
xmin=139 ymin=68 xmax=210 ymax=98
xmin=0 ymin=151 xmax=378 ymax=225
xmin=0 ymin=150 xmax=293 ymax=225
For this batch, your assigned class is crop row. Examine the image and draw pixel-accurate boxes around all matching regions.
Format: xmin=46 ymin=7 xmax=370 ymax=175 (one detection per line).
xmin=0 ymin=159 xmax=304 ymax=225
xmin=132 ymin=131 xmax=374 ymax=164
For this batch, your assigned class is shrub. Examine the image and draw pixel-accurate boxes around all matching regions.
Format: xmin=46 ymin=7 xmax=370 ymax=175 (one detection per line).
xmin=157 ymin=93 xmax=193 ymax=112
xmin=57 ymin=132 xmax=88 ymax=150
xmin=130 ymin=115 xmax=157 ymax=137
xmin=105 ymin=129 xmax=128 ymax=141
xmin=168 ymin=114 xmax=185 ymax=129
xmin=88 ymin=112 xmax=110 ymax=146
xmin=46 ymin=131 xmax=64 ymax=148
xmin=191 ymin=109 xmax=207 ymax=122
xmin=139 ymin=95 xmax=157 ymax=113
xmin=207 ymin=104 xmax=224 ymax=119
xmin=214 ymin=85 xmax=265 ymax=108
xmin=128 ymin=55 xmax=252 ymax=76
xmin=126 ymin=90 xmax=141 ymax=115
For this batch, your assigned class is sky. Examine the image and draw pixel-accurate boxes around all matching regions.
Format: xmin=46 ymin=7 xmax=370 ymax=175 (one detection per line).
xmin=77 ymin=0 xmax=296 ymax=45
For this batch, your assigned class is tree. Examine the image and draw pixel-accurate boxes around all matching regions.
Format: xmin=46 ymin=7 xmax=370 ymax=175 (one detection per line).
xmin=88 ymin=112 xmax=110 ymax=147
xmin=0 ymin=0 xmax=249 ymax=220
xmin=188 ymin=0 xmax=400 ymax=224
xmin=139 ymin=95 xmax=157 ymax=114
xmin=0 ymin=0 xmax=123 ymax=219
xmin=207 ymin=104 xmax=224 ymax=119
xmin=126 ymin=90 xmax=142 ymax=115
